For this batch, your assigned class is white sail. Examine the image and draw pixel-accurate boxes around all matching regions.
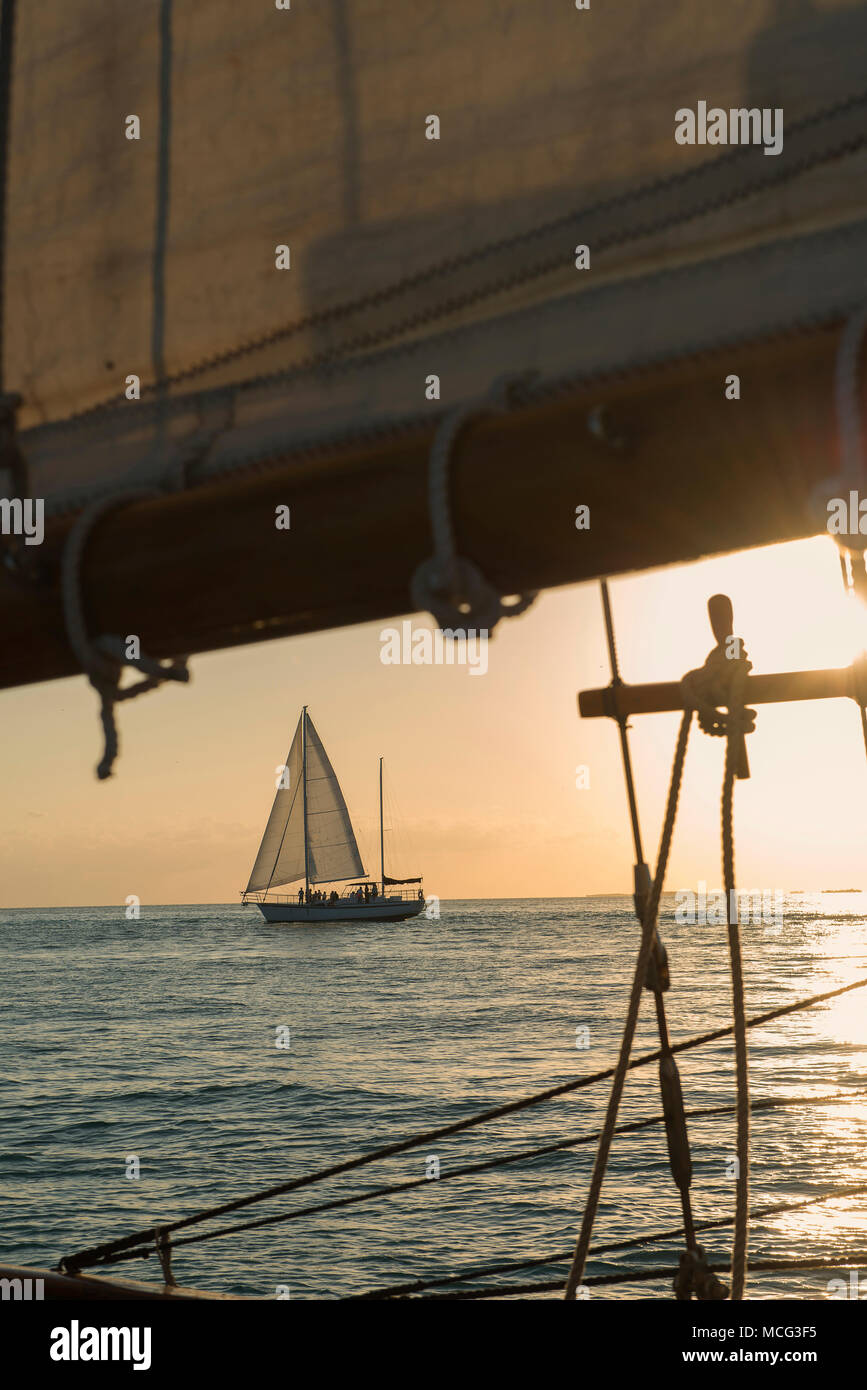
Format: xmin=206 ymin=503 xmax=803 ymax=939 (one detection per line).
xmin=245 ymin=711 xmax=364 ymax=893
xmin=304 ymin=715 xmax=365 ymax=885
xmin=244 ymin=717 xmax=305 ymax=893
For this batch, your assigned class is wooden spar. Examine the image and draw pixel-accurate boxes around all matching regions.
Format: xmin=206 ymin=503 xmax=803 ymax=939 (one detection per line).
xmin=0 ymin=322 xmax=849 ymax=692
xmin=579 ymin=665 xmax=860 ymax=720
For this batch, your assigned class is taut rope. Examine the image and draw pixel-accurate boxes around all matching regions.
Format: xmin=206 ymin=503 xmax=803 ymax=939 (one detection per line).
xmin=722 ymin=664 xmax=750 ymax=1299
xmin=58 ymin=973 xmax=867 ymax=1277
xmin=563 ymin=710 xmax=692 ymax=1299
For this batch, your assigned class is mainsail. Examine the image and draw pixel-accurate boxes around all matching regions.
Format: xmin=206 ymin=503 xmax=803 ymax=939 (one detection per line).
xmin=303 ymin=715 xmax=365 ymax=884
xmin=245 ymin=711 xmax=364 ymax=893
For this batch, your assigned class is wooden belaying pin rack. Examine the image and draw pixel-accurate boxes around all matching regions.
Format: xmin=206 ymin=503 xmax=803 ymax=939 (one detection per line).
xmin=579 ymin=593 xmax=867 ymax=730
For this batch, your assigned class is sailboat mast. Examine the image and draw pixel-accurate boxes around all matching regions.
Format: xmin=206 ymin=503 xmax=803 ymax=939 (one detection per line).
xmin=379 ymin=756 xmax=384 ymax=897
xmin=302 ymin=706 xmax=310 ymax=899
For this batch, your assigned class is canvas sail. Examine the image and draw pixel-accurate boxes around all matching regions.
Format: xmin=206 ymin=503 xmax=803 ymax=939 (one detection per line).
xmin=8 ymin=1 xmax=867 ymax=516
xmin=304 ymin=715 xmax=365 ymax=884
xmin=244 ymin=716 xmax=305 ymax=893
xmin=245 ymin=712 xmax=364 ymax=892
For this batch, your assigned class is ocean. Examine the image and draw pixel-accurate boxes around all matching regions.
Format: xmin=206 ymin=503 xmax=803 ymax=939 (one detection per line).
xmin=2 ymin=894 xmax=866 ymax=1300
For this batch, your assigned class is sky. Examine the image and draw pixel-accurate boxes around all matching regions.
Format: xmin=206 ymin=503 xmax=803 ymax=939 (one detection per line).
xmin=2 ymin=533 xmax=866 ymax=907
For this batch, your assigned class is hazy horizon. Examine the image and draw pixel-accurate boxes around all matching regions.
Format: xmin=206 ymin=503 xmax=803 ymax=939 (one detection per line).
xmin=4 ymin=533 xmax=867 ymax=909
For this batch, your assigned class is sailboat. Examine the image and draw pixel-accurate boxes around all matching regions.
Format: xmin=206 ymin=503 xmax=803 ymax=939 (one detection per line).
xmin=241 ymin=708 xmax=425 ymax=924
xmin=5 ymin=0 xmax=867 ymax=1316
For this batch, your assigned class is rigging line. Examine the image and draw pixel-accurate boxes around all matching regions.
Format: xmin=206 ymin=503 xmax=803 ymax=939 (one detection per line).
xmin=46 ymin=86 xmax=867 ymax=432
xmin=28 ymin=239 xmax=867 ymax=522
xmin=833 ymin=306 xmax=867 ymax=759
xmin=355 ymin=1177 xmax=867 ymax=1300
xmin=600 ymin=579 xmax=697 ymax=1251
xmin=58 ymin=971 xmax=867 ymax=1273
xmin=420 ymin=1254 xmax=867 ymax=1300
xmin=564 ymin=710 xmax=693 ymax=1300
xmin=600 ymin=579 xmax=644 ymax=864
xmin=92 ymin=1090 xmax=867 ymax=1270
xmin=723 ymin=678 xmax=750 ymax=1299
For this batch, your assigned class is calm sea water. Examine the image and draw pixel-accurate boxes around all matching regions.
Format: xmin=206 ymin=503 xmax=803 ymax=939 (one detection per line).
xmin=2 ymin=894 xmax=867 ymax=1300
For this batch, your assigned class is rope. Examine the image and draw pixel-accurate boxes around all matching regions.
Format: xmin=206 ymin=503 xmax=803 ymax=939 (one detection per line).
xmin=835 ymin=304 xmax=867 ymax=496
xmin=831 ymin=308 xmax=867 ymax=748
xmin=600 ymin=584 xmax=701 ymax=1262
xmin=419 ymin=1253 xmax=867 ymax=1300
xmin=89 ymin=1091 xmax=867 ymax=1270
xmin=58 ymin=971 xmax=867 ymax=1273
xmin=60 ymin=489 xmax=190 ymax=779
xmin=353 ymin=1140 xmax=867 ymax=1299
xmin=723 ymin=666 xmax=750 ymax=1299
xmin=410 ymin=372 xmax=538 ymax=634
xmin=563 ymin=710 xmax=692 ymax=1299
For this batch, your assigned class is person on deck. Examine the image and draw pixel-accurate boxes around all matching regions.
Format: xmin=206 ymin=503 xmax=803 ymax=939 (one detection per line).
xmin=298 ymin=888 xmax=303 ymax=903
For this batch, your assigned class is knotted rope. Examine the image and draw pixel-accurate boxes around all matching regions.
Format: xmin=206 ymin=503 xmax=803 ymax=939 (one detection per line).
xmin=683 ymin=634 xmax=753 ymax=1298
xmin=673 ymin=1245 xmax=729 ymax=1301
xmin=565 ymin=615 xmax=756 ymax=1301
xmin=61 ymin=489 xmax=190 ymax=779
xmin=154 ymin=1226 xmax=176 ymax=1286
xmin=411 ymin=373 xmax=538 ymax=634
xmin=722 ymin=661 xmax=750 ymax=1299
xmin=564 ymin=708 xmax=693 ymax=1299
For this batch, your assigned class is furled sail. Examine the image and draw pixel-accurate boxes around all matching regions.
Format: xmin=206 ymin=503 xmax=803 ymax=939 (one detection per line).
xmin=6 ymin=3 xmax=867 ymax=695
xmin=245 ymin=712 xmax=364 ymax=893
xmin=9 ymin=1 xmax=867 ymax=514
xmin=304 ymin=715 xmax=365 ymax=885
xmin=245 ymin=717 xmax=305 ymax=893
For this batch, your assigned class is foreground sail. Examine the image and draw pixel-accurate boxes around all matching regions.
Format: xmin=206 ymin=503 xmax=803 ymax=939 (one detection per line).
xmin=242 ymin=709 xmax=425 ymax=924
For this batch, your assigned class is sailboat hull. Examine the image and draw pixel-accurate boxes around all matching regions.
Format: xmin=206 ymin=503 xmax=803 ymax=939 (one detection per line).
xmin=252 ymin=899 xmax=426 ymax=924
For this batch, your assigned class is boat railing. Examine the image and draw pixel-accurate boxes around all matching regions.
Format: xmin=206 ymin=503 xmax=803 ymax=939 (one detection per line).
xmin=242 ymin=887 xmax=424 ymax=905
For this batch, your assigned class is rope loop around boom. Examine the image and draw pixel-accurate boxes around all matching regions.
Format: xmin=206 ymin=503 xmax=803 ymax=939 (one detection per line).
xmin=60 ymin=489 xmax=190 ymax=779
xmin=411 ymin=372 xmax=539 ymax=635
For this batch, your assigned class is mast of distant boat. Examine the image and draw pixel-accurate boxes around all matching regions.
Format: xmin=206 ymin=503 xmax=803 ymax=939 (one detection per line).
xmin=302 ymin=706 xmax=310 ymax=902
xmin=379 ymin=756 xmax=385 ymax=897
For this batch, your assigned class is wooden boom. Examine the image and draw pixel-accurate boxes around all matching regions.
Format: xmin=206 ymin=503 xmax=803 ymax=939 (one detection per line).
xmin=0 ymin=322 xmax=852 ymax=691
xmin=579 ymin=665 xmax=861 ymax=720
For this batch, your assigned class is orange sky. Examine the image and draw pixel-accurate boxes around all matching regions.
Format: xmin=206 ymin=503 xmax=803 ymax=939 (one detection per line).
xmin=2 ymin=534 xmax=866 ymax=908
